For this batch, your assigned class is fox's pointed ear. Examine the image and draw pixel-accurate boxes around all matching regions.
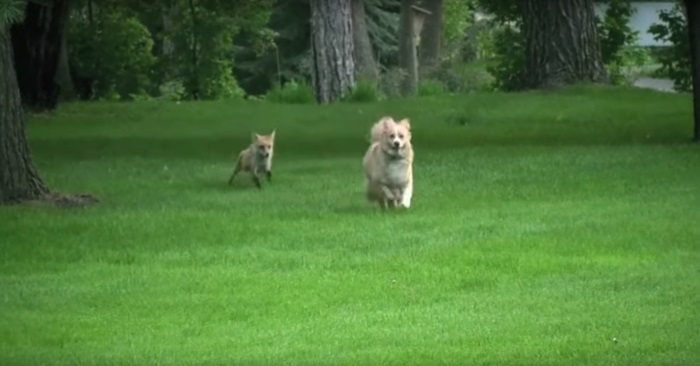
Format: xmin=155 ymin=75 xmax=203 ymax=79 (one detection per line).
xmin=398 ymin=118 xmax=411 ymax=130
xmin=270 ymin=129 xmax=276 ymax=139
xmin=252 ymin=132 xmax=259 ymax=141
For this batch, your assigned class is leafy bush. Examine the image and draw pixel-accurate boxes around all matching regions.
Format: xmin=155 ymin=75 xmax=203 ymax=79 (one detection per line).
xmin=68 ymin=12 xmax=156 ymax=100
xmin=606 ymin=46 xmax=654 ymax=86
xmin=484 ymin=25 xmax=525 ymax=91
xmin=648 ymin=3 xmax=691 ymax=92
xmin=378 ymin=67 xmax=407 ymax=99
xmin=421 ymin=62 xmax=495 ymax=94
xmin=158 ymin=80 xmax=187 ymax=101
xmin=417 ymin=79 xmax=449 ymax=97
xmin=344 ymin=78 xmax=383 ymax=103
xmin=596 ymin=0 xmax=638 ymax=65
xmin=264 ymin=80 xmax=315 ymax=104
xmin=168 ymin=8 xmax=245 ymax=100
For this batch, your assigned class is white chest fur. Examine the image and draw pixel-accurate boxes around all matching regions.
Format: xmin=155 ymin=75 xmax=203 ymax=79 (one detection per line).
xmin=384 ymin=159 xmax=409 ymax=187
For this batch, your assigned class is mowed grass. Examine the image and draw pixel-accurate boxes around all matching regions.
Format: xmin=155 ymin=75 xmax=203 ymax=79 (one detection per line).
xmin=1 ymin=85 xmax=699 ymax=366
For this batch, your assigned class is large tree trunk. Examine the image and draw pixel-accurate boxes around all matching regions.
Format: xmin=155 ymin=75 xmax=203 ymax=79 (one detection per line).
xmin=418 ymin=0 xmax=442 ymax=75
xmin=683 ymin=0 xmax=699 ymax=142
xmin=517 ymin=0 xmax=608 ymax=89
xmin=10 ymin=0 xmax=71 ymax=111
xmin=398 ymin=0 xmax=418 ymax=96
xmin=0 ymin=29 xmax=50 ymax=204
xmin=351 ymin=0 xmax=378 ymax=82
xmin=310 ymin=0 xmax=355 ymax=104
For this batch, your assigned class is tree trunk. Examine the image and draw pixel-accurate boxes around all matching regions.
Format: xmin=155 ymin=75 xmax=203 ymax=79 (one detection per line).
xmin=419 ymin=0 xmax=443 ymax=76
xmin=56 ymin=27 xmax=75 ymax=101
xmin=683 ymin=0 xmax=700 ymax=141
xmin=0 ymin=29 xmax=50 ymax=204
xmin=187 ymin=0 xmax=200 ymax=100
xmin=398 ymin=0 xmax=418 ymax=96
xmin=10 ymin=0 xmax=71 ymax=111
xmin=351 ymin=0 xmax=378 ymax=82
xmin=310 ymin=0 xmax=355 ymax=104
xmin=517 ymin=0 xmax=608 ymax=89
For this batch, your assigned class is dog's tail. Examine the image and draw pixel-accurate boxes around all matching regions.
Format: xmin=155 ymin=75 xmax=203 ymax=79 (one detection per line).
xmin=370 ymin=116 xmax=394 ymax=143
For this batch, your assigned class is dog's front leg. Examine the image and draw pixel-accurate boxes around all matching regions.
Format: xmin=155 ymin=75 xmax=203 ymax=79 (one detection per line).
xmin=399 ymin=183 xmax=412 ymax=209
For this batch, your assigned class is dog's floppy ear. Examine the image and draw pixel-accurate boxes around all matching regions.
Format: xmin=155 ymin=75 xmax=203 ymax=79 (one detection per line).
xmin=398 ymin=118 xmax=411 ymax=130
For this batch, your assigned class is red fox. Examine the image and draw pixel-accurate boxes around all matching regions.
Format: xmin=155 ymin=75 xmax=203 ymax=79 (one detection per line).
xmin=228 ymin=130 xmax=276 ymax=189
xmin=362 ymin=117 xmax=414 ymax=209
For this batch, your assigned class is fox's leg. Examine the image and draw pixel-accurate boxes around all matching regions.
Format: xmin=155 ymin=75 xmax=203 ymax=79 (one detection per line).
xmin=228 ymin=158 xmax=242 ymax=185
xmin=266 ymin=170 xmax=272 ymax=182
xmin=251 ymin=167 xmax=262 ymax=189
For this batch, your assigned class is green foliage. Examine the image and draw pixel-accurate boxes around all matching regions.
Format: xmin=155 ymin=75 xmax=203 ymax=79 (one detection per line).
xmin=158 ymin=80 xmax=187 ymax=101
xmin=648 ymin=3 xmax=691 ymax=92
xmin=440 ymin=0 xmax=474 ymax=63
xmin=417 ymin=79 xmax=448 ymax=96
xmin=365 ymin=0 xmax=400 ymax=65
xmin=377 ymin=67 xmax=407 ymax=99
xmin=606 ymin=46 xmax=654 ymax=86
xmin=484 ymin=25 xmax=525 ymax=91
xmin=344 ymin=78 xmax=383 ymax=103
xmin=0 ymin=0 xmax=24 ymax=30
xmin=427 ymin=62 xmax=495 ymax=93
xmin=596 ymin=0 xmax=638 ymax=65
xmin=474 ymin=0 xmax=525 ymax=91
xmin=68 ymin=12 xmax=156 ymax=100
xmin=264 ymin=79 xmax=315 ymax=104
xmin=595 ymin=0 xmax=646 ymax=86
xmin=233 ymin=0 xmax=311 ymax=95
xmin=167 ymin=7 xmax=245 ymax=100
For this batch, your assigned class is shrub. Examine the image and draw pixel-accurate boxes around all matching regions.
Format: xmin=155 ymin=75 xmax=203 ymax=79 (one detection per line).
xmin=68 ymin=12 xmax=156 ymax=100
xmin=484 ymin=25 xmax=525 ymax=91
xmin=596 ymin=0 xmax=638 ymax=65
xmin=648 ymin=3 xmax=691 ymax=92
xmin=378 ymin=67 xmax=408 ymax=99
xmin=264 ymin=80 xmax=315 ymax=104
xmin=158 ymin=80 xmax=187 ymax=101
xmin=344 ymin=78 xmax=383 ymax=103
xmin=418 ymin=79 xmax=449 ymax=96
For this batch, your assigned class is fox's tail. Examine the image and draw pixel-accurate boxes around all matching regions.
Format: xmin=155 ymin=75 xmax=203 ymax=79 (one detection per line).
xmin=370 ymin=116 xmax=394 ymax=143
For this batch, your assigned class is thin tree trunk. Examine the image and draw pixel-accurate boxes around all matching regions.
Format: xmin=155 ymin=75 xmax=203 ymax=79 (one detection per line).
xmin=10 ymin=0 xmax=72 ymax=111
xmin=188 ymin=0 xmax=200 ymax=99
xmin=351 ymin=0 xmax=378 ymax=82
xmin=57 ymin=23 xmax=75 ymax=100
xmin=517 ymin=0 xmax=608 ymax=89
xmin=310 ymin=0 xmax=355 ymax=104
xmin=398 ymin=0 xmax=418 ymax=96
xmin=0 ymin=29 xmax=50 ymax=204
xmin=419 ymin=0 xmax=442 ymax=75
xmin=683 ymin=0 xmax=699 ymax=141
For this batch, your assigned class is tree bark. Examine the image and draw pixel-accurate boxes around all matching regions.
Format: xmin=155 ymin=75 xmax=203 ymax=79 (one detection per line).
xmin=0 ymin=29 xmax=50 ymax=204
xmin=418 ymin=0 xmax=442 ymax=75
xmin=398 ymin=0 xmax=418 ymax=96
xmin=187 ymin=0 xmax=200 ymax=100
xmin=351 ymin=0 xmax=378 ymax=82
xmin=310 ymin=0 xmax=355 ymax=104
xmin=10 ymin=0 xmax=72 ymax=111
xmin=517 ymin=0 xmax=608 ymax=89
xmin=56 ymin=24 xmax=75 ymax=101
xmin=682 ymin=0 xmax=699 ymax=141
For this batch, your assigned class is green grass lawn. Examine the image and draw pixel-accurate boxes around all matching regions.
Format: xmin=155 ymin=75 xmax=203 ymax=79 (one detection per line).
xmin=1 ymin=85 xmax=699 ymax=366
